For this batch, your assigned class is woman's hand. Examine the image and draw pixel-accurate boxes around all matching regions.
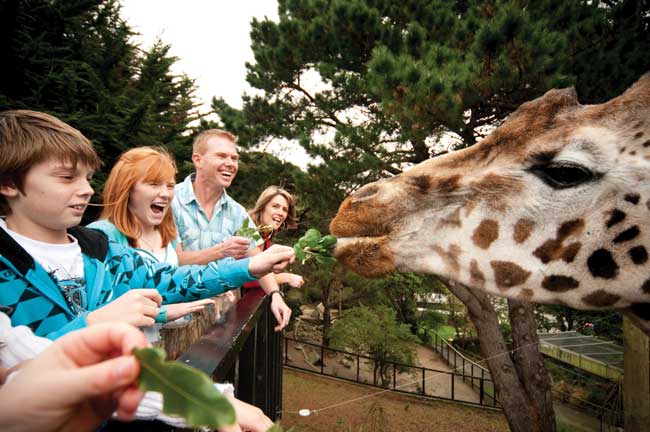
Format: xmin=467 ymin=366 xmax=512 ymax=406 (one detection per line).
xmin=278 ymin=273 xmax=304 ymax=289
xmin=0 ymin=323 xmax=148 ymax=432
xmin=165 ymin=298 xmax=216 ymax=321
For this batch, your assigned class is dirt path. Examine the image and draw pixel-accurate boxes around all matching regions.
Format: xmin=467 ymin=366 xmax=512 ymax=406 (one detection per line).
xmin=285 ymin=339 xmax=484 ymax=405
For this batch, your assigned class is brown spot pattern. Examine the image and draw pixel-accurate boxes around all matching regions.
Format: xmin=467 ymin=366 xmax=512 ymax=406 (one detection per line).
xmin=436 ymin=175 xmax=462 ymax=195
xmin=472 ymin=219 xmax=499 ymax=250
xmin=582 ymin=290 xmax=621 ymax=308
xmin=431 ymin=244 xmax=461 ymax=275
xmin=561 ymin=242 xmax=582 ymax=263
xmin=533 ymin=219 xmax=585 ymax=263
xmin=606 ymin=209 xmax=626 ymax=228
xmin=470 ymin=259 xmax=486 ymax=289
xmin=624 ymin=194 xmax=640 ymax=205
xmin=513 ymin=218 xmax=535 ymax=243
xmin=634 ymin=131 xmax=644 ymax=139
xmin=408 ymin=175 xmax=432 ymax=194
xmin=438 ymin=207 xmax=462 ymax=228
xmin=542 ymin=275 xmax=580 ymax=292
xmin=490 ymin=261 xmax=531 ymax=290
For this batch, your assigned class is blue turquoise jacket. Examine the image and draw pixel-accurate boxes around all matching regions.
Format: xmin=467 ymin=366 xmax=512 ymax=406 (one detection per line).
xmin=0 ymin=225 xmax=255 ymax=340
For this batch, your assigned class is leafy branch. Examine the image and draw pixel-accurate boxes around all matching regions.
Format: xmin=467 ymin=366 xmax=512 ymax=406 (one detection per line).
xmin=293 ymin=228 xmax=337 ymax=265
xmin=234 ymin=218 xmax=274 ymax=242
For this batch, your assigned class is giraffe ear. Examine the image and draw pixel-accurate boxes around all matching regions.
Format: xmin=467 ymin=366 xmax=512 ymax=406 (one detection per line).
xmin=622 ymin=303 xmax=650 ymax=337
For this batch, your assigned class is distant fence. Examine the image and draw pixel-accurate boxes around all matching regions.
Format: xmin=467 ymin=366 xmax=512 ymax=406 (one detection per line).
xmin=283 ymin=336 xmax=500 ymax=409
xmin=428 ymin=330 xmax=498 ymax=405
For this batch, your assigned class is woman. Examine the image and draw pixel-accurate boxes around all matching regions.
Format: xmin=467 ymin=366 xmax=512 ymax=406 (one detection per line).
xmin=88 ymin=147 xmax=213 ymax=329
xmin=245 ymin=186 xmax=304 ymax=289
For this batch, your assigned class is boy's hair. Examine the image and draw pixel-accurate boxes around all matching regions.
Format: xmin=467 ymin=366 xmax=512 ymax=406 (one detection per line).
xmin=99 ymin=146 xmax=178 ymax=248
xmin=0 ymin=110 xmax=102 ymax=215
xmin=192 ymin=129 xmax=238 ymax=155
xmin=249 ymin=185 xmax=298 ymax=232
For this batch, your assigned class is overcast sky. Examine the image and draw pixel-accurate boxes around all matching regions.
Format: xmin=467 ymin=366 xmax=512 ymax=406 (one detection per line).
xmin=120 ymin=1 xmax=313 ymax=169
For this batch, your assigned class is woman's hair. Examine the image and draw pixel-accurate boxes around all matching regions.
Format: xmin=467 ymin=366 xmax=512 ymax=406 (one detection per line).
xmin=249 ymin=186 xmax=298 ymax=232
xmin=99 ymin=147 xmax=177 ymax=247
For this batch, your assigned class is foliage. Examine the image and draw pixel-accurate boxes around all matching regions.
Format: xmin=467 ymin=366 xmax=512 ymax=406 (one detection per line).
xmin=133 ymin=347 xmax=235 ymax=428
xmin=293 ymin=228 xmax=337 ymax=265
xmin=329 ymin=305 xmax=417 ymax=386
xmin=0 ymin=0 xmax=200 ymax=200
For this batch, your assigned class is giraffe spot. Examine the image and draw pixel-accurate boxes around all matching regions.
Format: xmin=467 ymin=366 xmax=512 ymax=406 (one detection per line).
xmin=620 ymin=146 xmax=627 ymax=153
xmin=605 ymin=209 xmax=626 ymax=228
xmin=587 ymin=249 xmax=619 ymax=279
xmin=629 ymin=246 xmax=648 ymax=265
xmin=624 ymin=194 xmax=640 ymax=205
xmin=431 ymin=244 xmax=461 ymax=275
xmin=518 ymin=288 xmax=535 ymax=301
xmin=562 ymin=242 xmax=581 ymax=263
xmin=641 ymin=278 xmax=650 ymax=294
xmin=534 ymin=239 xmax=561 ymax=264
xmin=613 ymin=225 xmax=640 ymax=243
xmin=557 ymin=219 xmax=585 ymax=240
xmin=470 ymin=259 xmax=485 ymax=288
xmin=437 ymin=175 xmax=462 ymax=195
xmin=513 ymin=218 xmax=535 ymax=243
xmin=408 ymin=175 xmax=432 ymax=194
xmin=438 ymin=207 xmax=462 ymax=228
xmin=634 ymin=131 xmax=644 ymax=139
xmin=542 ymin=275 xmax=580 ymax=292
xmin=472 ymin=219 xmax=499 ymax=250
xmin=647 ymin=198 xmax=650 ymax=211
xmin=634 ymin=121 xmax=644 ymax=129
xmin=643 ymin=140 xmax=650 ymax=148
xmin=630 ymin=151 xmax=637 ymax=156
xmin=490 ymin=261 xmax=531 ymax=290
xmin=582 ymin=290 xmax=621 ymax=307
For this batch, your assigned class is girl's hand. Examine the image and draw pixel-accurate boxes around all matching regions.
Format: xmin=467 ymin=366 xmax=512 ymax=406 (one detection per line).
xmin=165 ymin=298 xmax=216 ymax=321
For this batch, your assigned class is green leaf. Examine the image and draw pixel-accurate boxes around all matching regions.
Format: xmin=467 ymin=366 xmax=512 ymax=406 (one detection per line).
xmin=293 ymin=229 xmax=337 ymax=266
xmin=318 ymin=235 xmax=338 ymax=248
xmin=133 ymin=347 xmax=236 ymax=428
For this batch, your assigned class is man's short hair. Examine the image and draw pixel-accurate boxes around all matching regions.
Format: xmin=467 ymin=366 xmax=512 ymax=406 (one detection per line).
xmin=0 ymin=110 xmax=102 ymax=215
xmin=192 ymin=129 xmax=238 ymax=155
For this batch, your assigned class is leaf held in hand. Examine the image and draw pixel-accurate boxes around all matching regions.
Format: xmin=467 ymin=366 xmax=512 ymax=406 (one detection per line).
xmin=133 ymin=347 xmax=236 ymax=428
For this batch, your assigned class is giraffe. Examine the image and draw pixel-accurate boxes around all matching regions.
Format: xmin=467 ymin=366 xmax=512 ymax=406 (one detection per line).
xmin=330 ymin=72 xmax=650 ymax=335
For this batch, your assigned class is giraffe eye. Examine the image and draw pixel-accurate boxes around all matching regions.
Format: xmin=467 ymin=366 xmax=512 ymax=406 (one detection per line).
xmin=530 ymin=163 xmax=595 ymax=189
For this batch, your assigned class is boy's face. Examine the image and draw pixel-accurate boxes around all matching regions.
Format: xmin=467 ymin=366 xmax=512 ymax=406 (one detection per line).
xmin=0 ymin=158 xmax=94 ymax=242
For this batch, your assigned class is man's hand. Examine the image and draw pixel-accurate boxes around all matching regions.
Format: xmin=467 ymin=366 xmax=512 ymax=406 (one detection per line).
xmin=216 ymin=236 xmax=251 ymax=260
xmin=87 ymin=289 xmax=162 ymax=327
xmin=270 ymin=295 xmax=292 ymax=332
xmin=165 ymin=298 xmax=215 ymax=321
xmin=248 ymin=245 xmax=295 ymax=278
xmin=0 ymin=323 xmax=148 ymax=432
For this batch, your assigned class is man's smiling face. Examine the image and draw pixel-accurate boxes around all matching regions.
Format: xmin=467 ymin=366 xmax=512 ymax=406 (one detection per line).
xmin=196 ymin=136 xmax=239 ymax=189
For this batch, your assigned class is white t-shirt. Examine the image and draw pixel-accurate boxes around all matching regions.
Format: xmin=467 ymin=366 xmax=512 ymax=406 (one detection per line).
xmin=0 ymin=219 xmax=86 ymax=315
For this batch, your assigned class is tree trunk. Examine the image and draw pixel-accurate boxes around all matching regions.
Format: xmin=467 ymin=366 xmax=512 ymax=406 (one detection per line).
xmin=444 ymin=279 xmax=556 ymax=432
xmin=508 ymin=300 xmax=556 ymax=432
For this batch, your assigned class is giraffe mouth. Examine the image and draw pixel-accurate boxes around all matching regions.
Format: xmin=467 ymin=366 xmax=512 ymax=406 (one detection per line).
xmin=333 ymin=236 xmax=396 ymax=278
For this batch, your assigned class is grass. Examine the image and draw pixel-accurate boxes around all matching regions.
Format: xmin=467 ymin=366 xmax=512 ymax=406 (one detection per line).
xmin=281 ymin=368 xmax=509 ymax=432
xmin=433 ymin=325 xmax=456 ymax=341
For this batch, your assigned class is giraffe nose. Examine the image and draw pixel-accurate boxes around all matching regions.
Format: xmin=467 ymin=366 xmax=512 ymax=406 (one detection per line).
xmin=352 ymin=183 xmax=379 ymax=201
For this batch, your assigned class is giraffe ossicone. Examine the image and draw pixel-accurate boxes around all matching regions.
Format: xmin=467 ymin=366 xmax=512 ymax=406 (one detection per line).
xmin=330 ymin=72 xmax=650 ymax=335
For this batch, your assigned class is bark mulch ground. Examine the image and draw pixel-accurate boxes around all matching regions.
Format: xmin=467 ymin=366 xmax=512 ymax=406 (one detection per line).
xmin=281 ymin=368 xmax=509 ymax=432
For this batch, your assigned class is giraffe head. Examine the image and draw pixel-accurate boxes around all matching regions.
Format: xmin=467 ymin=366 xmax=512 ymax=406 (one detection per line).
xmin=331 ymin=73 xmax=650 ymax=329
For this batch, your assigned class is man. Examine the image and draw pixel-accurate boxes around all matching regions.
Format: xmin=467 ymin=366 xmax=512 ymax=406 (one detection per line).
xmin=172 ymin=129 xmax=292 ymax=331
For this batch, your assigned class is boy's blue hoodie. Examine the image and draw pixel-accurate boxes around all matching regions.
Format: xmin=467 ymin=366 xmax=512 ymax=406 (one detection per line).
xmin=0 ymin=225 xmax=254 ymax=339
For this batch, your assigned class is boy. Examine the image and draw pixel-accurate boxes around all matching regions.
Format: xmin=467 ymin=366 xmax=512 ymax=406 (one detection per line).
xmin=0 ymin=110 xmax=294 ymax=339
